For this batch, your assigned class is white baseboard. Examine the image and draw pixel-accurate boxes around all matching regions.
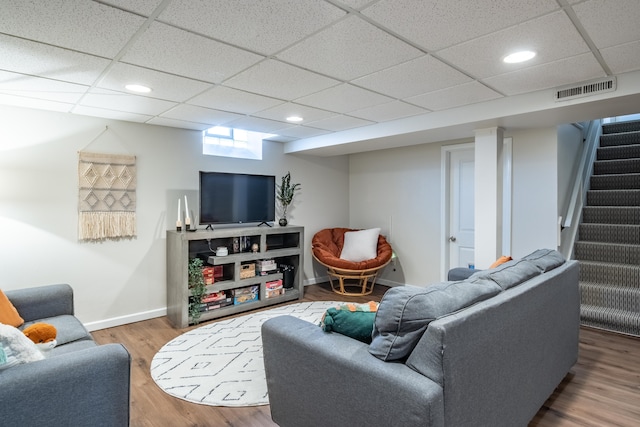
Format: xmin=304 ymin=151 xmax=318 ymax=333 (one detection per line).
xmin=86 ymin=279 xmax=402 ymax=331
xmin=376 ymin=278 xmax=403 ymax=288
xmin=303 ymin=275 xmax=330 ymax=286
xmin=84 ymin=307 xmax=167 ymax=332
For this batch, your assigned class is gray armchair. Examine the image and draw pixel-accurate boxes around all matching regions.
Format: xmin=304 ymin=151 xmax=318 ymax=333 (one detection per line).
xmin=0 ymin=284 xmax=131 ymax=427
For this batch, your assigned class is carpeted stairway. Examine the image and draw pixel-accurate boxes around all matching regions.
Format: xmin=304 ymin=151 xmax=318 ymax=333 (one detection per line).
xmin=574 ymin=119 xmax=640 ymax=336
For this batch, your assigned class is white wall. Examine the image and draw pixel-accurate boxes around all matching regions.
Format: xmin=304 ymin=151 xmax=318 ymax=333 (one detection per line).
xmin=0 ymin=105 xmax=349 ymax=329
xmin=557 ymin=124 xmax=584 ymax=220
xmin=349 ymin=127 xmax=562 ymax=286
xmin=349 ymin=141 xmax=445 ymax=287
xmin=0 ymin=103 xmax=565 ymax=327
xmin=509 ymin=127 xmax=559 ymax=257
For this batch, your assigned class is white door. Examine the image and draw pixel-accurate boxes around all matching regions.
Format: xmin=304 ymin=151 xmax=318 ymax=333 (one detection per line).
xmin=449 ymin=148 xmax=475 ymax=269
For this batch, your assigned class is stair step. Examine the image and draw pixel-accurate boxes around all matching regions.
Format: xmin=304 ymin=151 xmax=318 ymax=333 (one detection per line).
xmin=597 ymin=144 xmax=640 ymax=160
xmin=586 ymin=189 xmax=640 ymax=206
xmin=580 ymin=304 xmax=640 ymax=337
xmin=578 ymin=121 xmax=640 ymax=338
xmin=574 ymin=242 xmax=640 ymax=264
xmin=602 ymin=120 xmax=640 ymax=134
xmin=590 ymin=173 xmax=640 ymax=190
xmin=593 ymin=158 xmax=640 ymax=175
xmin=578 ymin=261 xmax=640 ymax=286
xmin=600 ymin=133 xmax=640 ymax=148
xmin=579 ymin=223 xmax=640 ymax=244
xmin=582 ymin=206 xmax=640 ymax=224
xmin=581 ymin=282 xmax=640 ymax=311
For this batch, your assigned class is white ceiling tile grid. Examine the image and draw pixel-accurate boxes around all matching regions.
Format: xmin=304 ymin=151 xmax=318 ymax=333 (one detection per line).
xmin=276 ymin=15 xmax=424 ymax=81
xmin=0 ymin=0 xmax=639 ymax=147
xmin=158 ymin=0 xmax=347 ymax=56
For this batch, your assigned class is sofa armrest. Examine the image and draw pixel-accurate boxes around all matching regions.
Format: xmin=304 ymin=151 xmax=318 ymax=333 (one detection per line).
xmin=262 ymin=315 xmax=444 ymax=427
xmin=6 ymin=284 xmax=74 ymax=322
xmin=0 ymin=343 xmax=131 ymax=427
xmin=447 ymin=267 xmax=478 ymax=281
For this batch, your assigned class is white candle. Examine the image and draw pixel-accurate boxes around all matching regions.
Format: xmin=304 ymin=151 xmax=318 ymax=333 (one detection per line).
xmin=177 ymin=198 xmax=181 ymax=222
xmin=184 ymin=195 xmax=190 ymax=221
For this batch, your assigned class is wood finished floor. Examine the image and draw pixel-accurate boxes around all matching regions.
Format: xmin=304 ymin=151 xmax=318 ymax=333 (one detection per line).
xmin=92 ymin=283 xmax=640 ymax=427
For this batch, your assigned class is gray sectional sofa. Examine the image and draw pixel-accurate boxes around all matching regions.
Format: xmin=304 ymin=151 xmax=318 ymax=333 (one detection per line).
xmin=262 ymin=249 xmax=580 ymax=427
xmin=0 ymin=284 xmax=131 ymax=427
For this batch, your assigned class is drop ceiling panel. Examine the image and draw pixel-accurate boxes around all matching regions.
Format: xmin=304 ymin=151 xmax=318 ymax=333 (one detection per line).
xmin=159 ymin=0 xmax=346 ymax=55
xmin=188 ymin=86 xmax=283 ymax=115
xmin=361 ymin=0 xmax=560 ymax=51
xmin=253 ymin=102 xmax=334 ymax=123
xmin=100 ymin=0 xmax=165 ymax=16
xmin=121 ymin=22 xmax=264 ymax=83
xmin=406 ymin=82 xmax=502 ymax=111
xmin=0 ymin=35 xmax=110 ymax=85
xmin=296 ymin=83 xmax=393 ymax=114
xmin=349 ymin=100 xmax=429 ymax=122
xmin=226 ymin=116 xmax=292 ymax=133
xmin=573 ymin=0 xmax=640 ymax=49
xmin=99 ymin=63 xmax=212 ymax=102
xmin=306 ymin=114 xmax=374 ymax=132
xmin=73 ymin=105 xmax=153 ymax=123
xmin=483 ymin=53 xmax=606 ymax=96
xmin=272 ymin=125 xmax=330 ymax=139
xmin=80 ymin=88 xmax=177 ymax=116
xmin=224 ymin=59 xmax=340 ymax=100
xmin=0 ymin=0 xmax=145 ymax=57
xmin=1 ymin=0 xmax=640 ymax=154
xmin=147 ymin=116 xmax=211 ymax=131
xmin=0 ymin=93 xmax=73 ymax=113
xmin=277 ymin=15 xmax=423 ymax=80
xmin=438 ymin=11 xmax=591 ymax=80
xmin=159 ymin=104 xmax=244 ymax=125
xmin=353 ymin=55 xmax=472 ymax=99
xmin=601 ymin=41 xmax=640 ymax=75
xmin=0 ymin=71 xmax=88 ymax=104
xmin=339 ymin=0 xmax=373 ymax=10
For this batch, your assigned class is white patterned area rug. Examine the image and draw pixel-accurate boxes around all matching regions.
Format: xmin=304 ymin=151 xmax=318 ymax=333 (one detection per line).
xmin=151 ymin=301 xmax=339 ymax=407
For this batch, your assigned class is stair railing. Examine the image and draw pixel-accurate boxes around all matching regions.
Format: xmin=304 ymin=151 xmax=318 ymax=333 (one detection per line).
xmin=559 ymin=119 xmax=602 ymax=259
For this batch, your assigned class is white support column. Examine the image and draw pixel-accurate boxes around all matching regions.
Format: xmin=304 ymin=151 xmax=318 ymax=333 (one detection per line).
xmin=474 ymin=127 xmax=504 ymax=268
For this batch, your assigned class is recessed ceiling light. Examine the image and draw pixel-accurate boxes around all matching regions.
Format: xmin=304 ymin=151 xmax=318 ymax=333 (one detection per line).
xmin=503 ymin=50 xmax=536 ymax=64
xmin=125 ymin=84 xmax=152 ymax=93
xmin=286 ymin=116 xmax=303 ymax=123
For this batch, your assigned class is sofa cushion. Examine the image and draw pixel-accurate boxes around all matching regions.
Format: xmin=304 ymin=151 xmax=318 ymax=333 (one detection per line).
xmin=369 ymin=279 xmax=502 ymax=361
xmin=522 ymin=249 xmax=565 ymax=272
xmin=320 ymin=301 xmax=378 ymax=343
xmin=0 ymin=290 xmax=24 ymax=327
xmin=23 ymin=315 xmax=93 ymax=347
xmin=48 ymin=339 xmax=97 ymax=357
xmin=471 ymin=259 xmax=541 ymax=290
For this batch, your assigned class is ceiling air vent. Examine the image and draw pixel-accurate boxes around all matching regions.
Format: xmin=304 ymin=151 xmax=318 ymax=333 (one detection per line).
xmin=554 ymin=77 xmax=616 ymax=101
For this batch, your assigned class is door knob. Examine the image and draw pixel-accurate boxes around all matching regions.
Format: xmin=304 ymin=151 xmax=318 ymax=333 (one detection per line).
xmin=449 ymin=236 xmax=457 ymax=242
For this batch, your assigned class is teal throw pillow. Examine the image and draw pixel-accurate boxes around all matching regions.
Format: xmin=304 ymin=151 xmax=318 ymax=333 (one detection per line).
xmin=320 ymin=302 xmax=379 ymax=343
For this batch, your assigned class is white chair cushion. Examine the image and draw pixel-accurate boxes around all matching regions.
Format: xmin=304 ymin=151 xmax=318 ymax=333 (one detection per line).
xmin=340 ymin=228 xmax=380 ymax=262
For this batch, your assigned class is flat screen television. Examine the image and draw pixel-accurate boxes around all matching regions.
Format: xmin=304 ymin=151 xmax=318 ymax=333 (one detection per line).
xmin=199 ymin=171 xmax=276 ymax=226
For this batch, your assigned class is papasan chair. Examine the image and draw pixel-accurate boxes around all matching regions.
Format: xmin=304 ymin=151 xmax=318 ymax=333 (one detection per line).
xmin=312 ymin=227 xmax=393 ymax=296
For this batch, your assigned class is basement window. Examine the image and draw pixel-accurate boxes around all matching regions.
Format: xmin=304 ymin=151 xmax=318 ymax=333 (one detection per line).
xmin=203 ymin=126 xmax=275 ymax=160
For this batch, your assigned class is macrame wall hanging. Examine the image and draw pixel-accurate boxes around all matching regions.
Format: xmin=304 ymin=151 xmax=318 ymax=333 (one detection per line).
xmin=78 ymin=127 xmax=137 ymax=241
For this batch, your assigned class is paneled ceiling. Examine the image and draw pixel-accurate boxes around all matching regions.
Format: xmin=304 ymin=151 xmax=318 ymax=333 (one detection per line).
xmin=1 ymin=0 xmax=640 ymax=155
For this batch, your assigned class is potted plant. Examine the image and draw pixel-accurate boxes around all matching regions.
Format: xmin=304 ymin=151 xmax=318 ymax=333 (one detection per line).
xmin=188 ymin=257 xmax=207 ymax=324
xmin=276 ymin=172 xmax=301 ymax=226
